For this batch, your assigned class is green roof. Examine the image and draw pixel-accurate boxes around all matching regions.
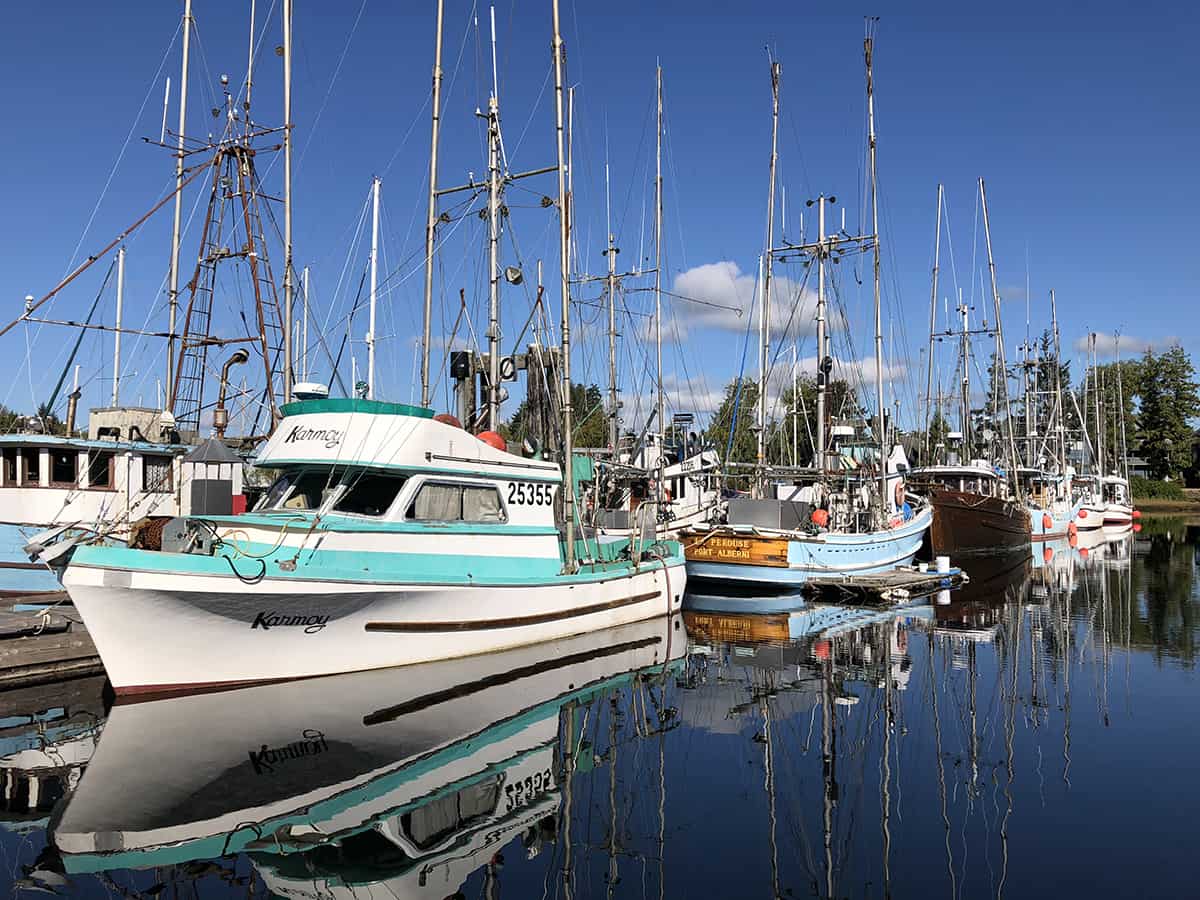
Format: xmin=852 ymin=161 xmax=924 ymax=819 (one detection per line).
xmin=280 ymin=398 xmax=435 ymax=419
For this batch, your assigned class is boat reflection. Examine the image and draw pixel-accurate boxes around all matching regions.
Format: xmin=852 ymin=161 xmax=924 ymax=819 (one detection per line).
xmin=50 ymin=614 xmax=685 ymax=898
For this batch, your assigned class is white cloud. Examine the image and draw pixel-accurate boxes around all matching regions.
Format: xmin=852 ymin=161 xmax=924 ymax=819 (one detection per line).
xmin=1071 ymin=333 xmax=1180 ymax=359
xmin=670 ymin=261 xmax=819 ymax=340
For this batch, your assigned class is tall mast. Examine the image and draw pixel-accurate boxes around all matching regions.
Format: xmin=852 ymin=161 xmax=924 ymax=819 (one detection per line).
xmin=245 ymin=0 xmax=256 ymax=112
xmin=112 ymin=246 xmax=125 ymax=407
xmin=282 ymin=0 xmax=294 ymax=404
xmin=485 ymin=7 xmax=503 ymax=431
xmin=654 ymin=65 xmax=665 ymax=473
xmin=551 ymin=0 xmax=575 ymax=572
xmin=865 ymin=29 xmax=887 ymax=520
xmin=368 ymin=176 xmax=380 ymax=399
xmin=301 ymin=265 xmax=310 ymax=381
xmin=1049 ymin=289 xmax=1064 ymax=470
xmin=814 ymin=195 xmax=829 ymax=470
xmin=979 ymin=178 xmax=1021 ymax=490
xmin=924 ymin=183 xmax=943 ymax=461
xmin=420 ymin=0 xmax=445 ymax=408
xmin=1092 ymin=332 xmax=1103 ymax=475
xmin=959 ymin=289 xmax=970 ymax=442
xmin=605 ymin=225 xmax=619 ymax=453
xmin=1114 ymin=332 xmax=1129 ymax=480
xmin=756 ymin=59 xmax=781 ymax=496
xmin=166 ymin=0 xmax=192 ymax=408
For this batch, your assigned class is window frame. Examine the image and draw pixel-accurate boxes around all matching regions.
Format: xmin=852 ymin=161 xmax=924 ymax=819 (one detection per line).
xmin=20 ymin=448 xmax=42 ymax=487
xmin=330 ymin=470 xmax=408 ymax=519
xmin=86 ymin=449 xmax=116 ymax=491
xmin=49 ymin=449 xmax=79 ymax=488
xmin=142 ymin=455 xmax=175 ymax=494
xmin=404 ymin=477 xmax=509 ymax=525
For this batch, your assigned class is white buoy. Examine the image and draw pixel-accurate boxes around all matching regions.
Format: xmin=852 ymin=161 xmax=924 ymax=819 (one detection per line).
xmin=936 ymin=589 xmax=951 ymax=606
xmin=936 ymin=555 xmax=951 ymax=573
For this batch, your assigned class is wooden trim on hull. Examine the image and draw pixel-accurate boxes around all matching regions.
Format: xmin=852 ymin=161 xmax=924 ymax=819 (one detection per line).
xmin=365 ymin=590 xmax=662 ymax=633
xmin=929 ymin=488 xmax=1030 ymax=556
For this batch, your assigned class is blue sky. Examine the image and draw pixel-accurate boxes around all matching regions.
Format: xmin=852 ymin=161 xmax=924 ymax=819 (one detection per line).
xmin=0 ymin=1 xmax=1194 ymax=431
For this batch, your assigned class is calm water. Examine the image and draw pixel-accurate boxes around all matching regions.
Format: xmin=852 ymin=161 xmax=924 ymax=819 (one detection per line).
xmin=2 ymin=518 xmax=1197 ymax=899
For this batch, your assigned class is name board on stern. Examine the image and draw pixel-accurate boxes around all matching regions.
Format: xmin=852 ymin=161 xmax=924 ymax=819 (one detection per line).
xmin=683 ymin=534 xmax=788 ymax=567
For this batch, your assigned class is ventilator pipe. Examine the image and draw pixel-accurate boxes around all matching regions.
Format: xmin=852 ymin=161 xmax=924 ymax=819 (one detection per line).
xmin=214 ymin=348 xmax=250 ymax=438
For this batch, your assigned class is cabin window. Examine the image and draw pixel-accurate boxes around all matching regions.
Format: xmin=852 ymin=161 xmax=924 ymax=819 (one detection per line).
xmin=21 ymin=449 xmax=41 ymax=486
xmin=50 ymin=450 xmax=78 ymax=486
xmin=333 ymin=473 xmax=406 ymax=517
xmin=408 ymin=482 xmax=506 ymax=523
xmin=87 ymin=450 xmax=115 ymax=489
xmin=143 ymin=456 xmax=174 ymax=493
xmin=402 ymin=778 xmax=501 ymax=851
xmin=261 ymin=469 xmax=340 ymax=511
xmin=1 ymin=449 xmax=15 ymax=485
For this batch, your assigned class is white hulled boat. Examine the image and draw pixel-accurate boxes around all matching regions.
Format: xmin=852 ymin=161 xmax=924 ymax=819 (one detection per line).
xmin=59 ymin=399 xmax=685 ymax=695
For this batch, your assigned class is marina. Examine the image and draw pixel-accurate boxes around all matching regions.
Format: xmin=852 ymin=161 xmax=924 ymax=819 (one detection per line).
xmin=0 ymin=2 xmax=1196 ymax=897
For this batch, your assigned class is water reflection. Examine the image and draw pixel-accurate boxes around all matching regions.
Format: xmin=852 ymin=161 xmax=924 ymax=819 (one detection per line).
xmin=3 ymin=521 xmax=1200 ymax=898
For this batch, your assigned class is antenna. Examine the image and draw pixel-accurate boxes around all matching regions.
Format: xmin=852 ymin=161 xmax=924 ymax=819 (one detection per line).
xmin=160 ymin=77 xmax=170 ymax=144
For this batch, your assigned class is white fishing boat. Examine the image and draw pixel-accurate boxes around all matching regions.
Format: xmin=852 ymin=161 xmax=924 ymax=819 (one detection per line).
xmin=59 ymin=399 xmax=685 ymax=695
xmin=51 ymin=614 xmax=684 ymax=877
xmin=1102 ymin=474 xmax=1135 ymax=527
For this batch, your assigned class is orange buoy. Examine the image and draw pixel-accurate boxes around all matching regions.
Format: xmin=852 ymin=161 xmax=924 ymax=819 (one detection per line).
xmin=1133 ymin=523 xmax=1143 ymax=533
xmin=1068 ymin=521 xmax=1077 ymax=537
xmin=811 ymin=508 xmax=830 ymax=528
xmin=1043 ymin=546 xmax=1054 ymax=563
xmin=1079 ymin=547 xmax=1089 ymax=559
xmin=1132 ymin=509 xmax=1142 ymax=519
xmin=433 ymin=412 xmax=463 ymax=428
xmin=813 ymin=639 xmax=831 ymax=660
xmin=476 ymin=430 xmax=507 ymax=452
xmin=1079 ymin=508 xmax=1088 ymax=519
xmin=1042 ymin=513 xmax=1053 ymax=530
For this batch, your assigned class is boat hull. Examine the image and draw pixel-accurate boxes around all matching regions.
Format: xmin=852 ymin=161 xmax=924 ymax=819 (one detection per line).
xmin=1104 ymin=502 xmax=1134 ymax=526
xmin=1029 ymin=502 xmax=1076 ymax=540
xmin=1074 ymin=501 xmax=1106 ymax=531
xmin=927 ymin=488 xmax=1030 ymax=556
xmin=62 ymin=558 xmax=685 ymax=695
xmin=683 ymin=506 xmax=932 ymax=590
xmin=0 ymin=522 xmax=62 ymax=596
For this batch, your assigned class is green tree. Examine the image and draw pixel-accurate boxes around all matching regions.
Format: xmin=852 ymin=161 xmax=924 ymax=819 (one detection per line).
xmin=0 ymin=405 xmax=19 ymax=433
xmin=772 ymin=377 xmax=864 ymax=467
xmin=1137 ymin=346 xmax=1199 ymax=480
xmin=705 ymin=379 xmax=761 ymax=477
xmin=504 ymin=382 xmax=607 ymax=450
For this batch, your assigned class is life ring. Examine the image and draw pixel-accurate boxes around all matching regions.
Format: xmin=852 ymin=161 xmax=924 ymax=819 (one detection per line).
xmin=894 ymin=480 xmax=905 ymax=507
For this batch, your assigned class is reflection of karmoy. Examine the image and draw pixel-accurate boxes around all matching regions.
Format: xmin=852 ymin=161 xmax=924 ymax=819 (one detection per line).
xmin=52 ymin=615 xmax=685 ymax=897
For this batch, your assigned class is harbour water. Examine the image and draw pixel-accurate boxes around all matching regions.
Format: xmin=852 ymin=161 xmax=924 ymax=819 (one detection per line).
xmin=2 ymin=518 xmax=1196 ymax=899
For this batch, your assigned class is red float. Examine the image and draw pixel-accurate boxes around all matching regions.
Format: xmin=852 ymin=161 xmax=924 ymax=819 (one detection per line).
xmin=433 ymin=413 xmax=463 ymax=428
xmin=811 ymin=508 xmax=830 ymax=528
xmin=476 ymin=431 xmax=507 ymax=452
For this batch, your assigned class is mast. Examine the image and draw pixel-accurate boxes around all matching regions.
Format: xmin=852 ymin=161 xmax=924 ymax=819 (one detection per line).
xmin=301 ymin=265 xmax=310 ymax=381
xmin=552 ymin=0 xmax=575 ymax=572
xmin=654 ymin=65 xmax=665 ymax=479
xmin=814 ymin=195 xmax=829 ymax=470
xmin=605 ymin=227 xmax=619 ymax=452
xmin=368 ymin=176 xmax=380 ymax=399
xmin=112 ymin=246 xmax=125 ymax=406
xmin=282 ymin=0 xmax=294 ymax=404
xmin=924 ymin=183 xmax=943 ymax=461
xmin=959 ymin=290 xmax=970 ymax=443
xmin=485 ymin=7 xmax=503 ymax=431
xmin=865 ymin=30 xmax=887 ymax=520
xmin=166 ymin=0 xmax=192 ymax=408
xmin=756 ymin=59 xmax=781 ymax=497
xmin=245 ymin=0 xmax=256 ymax=111
xmin=1115 ymin=332 xmax=1129 ymax=481
xmin=979 ymin=178 xmax=1022 ymax=492
xmin=1049 ymin=289 xmax=1065 ymax=471
xmin=421 ymin=0 xmax=445 ymax=408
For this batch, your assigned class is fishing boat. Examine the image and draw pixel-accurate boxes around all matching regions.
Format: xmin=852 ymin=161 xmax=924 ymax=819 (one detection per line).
xmin=911 ymin=182 xmax=1032 ymax=556
xmin=55 ymin=3 xmax=686 ymax=696
xmin=680 ymin=42 xmax=930 ymax=590
xmin=50 ymin=614 xmax=684 ymax=878
xmin=1102 ymin=474 xmax=1135 ymax=527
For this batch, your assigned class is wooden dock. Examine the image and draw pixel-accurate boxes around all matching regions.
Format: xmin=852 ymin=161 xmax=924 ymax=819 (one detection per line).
xmin=801 ymin=566 xmax=968 ymax=604
xmin=0 ymin=607 xmax=102 ymax=687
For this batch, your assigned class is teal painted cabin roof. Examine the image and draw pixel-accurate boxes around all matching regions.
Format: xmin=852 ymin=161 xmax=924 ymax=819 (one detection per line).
xmin=280 ymin=398 xmax=435 ymax=419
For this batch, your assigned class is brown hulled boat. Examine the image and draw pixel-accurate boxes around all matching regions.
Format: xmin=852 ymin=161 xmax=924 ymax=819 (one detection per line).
xmin=911 ymin=462 xmax=1031 ymax=556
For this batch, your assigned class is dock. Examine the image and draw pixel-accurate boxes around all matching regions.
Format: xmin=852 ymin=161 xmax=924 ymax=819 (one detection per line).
xmin=801 ymin=566 xmax=968 ymax=604
xmin=0 ymin=607 xmax=102 ymax=687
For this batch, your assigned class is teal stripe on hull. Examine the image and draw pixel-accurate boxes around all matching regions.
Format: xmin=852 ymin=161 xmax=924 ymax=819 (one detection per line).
xmin=70 ymin=538 xmax=684 ymax=588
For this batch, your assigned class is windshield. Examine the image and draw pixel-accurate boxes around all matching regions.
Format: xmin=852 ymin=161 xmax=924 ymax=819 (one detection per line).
xmin=256 ymin=468 xmax=343 ymax=512
xmin=256 ymin=467 xmax=407 ymax=517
